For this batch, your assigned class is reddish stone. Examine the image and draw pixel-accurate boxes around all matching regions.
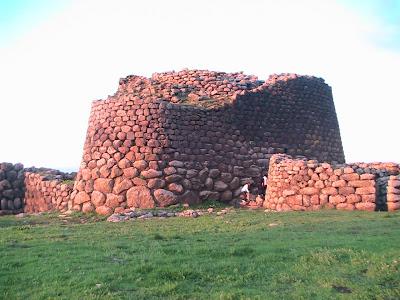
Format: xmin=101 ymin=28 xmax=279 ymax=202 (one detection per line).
xmin=141 ymin=169 xmax=162 ymax=179
xmin=94 ymin=178 xmax=114 ymax=194
xmin=99 ymin=165 xmax=111 ymax=177
xmin=387 ymin=194 xmax=400 ymax=202
xmin=123 ymin=167 xmax=138 ymax=178
xmin=361 ymin=194 xmax=375 ymax=202
xmin=343 ymin=167 xmax=354 ymax=174
xmin=310 ymin=194 xmax=319 ymax=205
xmin=360 ymin=174 xmax=375 ymax=180
xmin=163 ymin=167 xmax=177 ymax=175
xmin=82 ymin=202 xmax=95 ymax=213
xmin=341 ymin=173 xmax=360 ymax=181
xmin=154 ymin=189 xmax=178 ymax=207
xmin=348 ymin=180 xmax=375 ymax=187
xmin=126 ymin=186 xmax=155 ymax=208
xmin=355 ymin=187 xmax=376 ymax=195
xmin=96 ymin=205 xmax=113 ymax=215
xmin=329 ymin=195 xmax=346 ymax=205
xmin=336 ymin=203 xmax=355 ymax=211
xmin=114 ymin=207 xmax=125 ymax=214
xmin=346 ymin=194 xmax=361 ymax=204
xmin=117 ymin=158 xmax=131 ymax=169
xmin=105 ymin=194 xmax=122 ymax=209
xmin=81 ymin=168 xmax=91 ymax=180
xmin=133 ymin=160 xmax=148 ymax=171
xmin=91 ymin=190 xmax=106 ymax=207
xmin=388 ymin=180 xmax=400 ymax=188
xmin=110 ymin=166 xmax=123 ymax=178
xmin=355 ymin=202 xmax=376 ymax=211
xmin=338 ymin=186 xmax=355 ymax=196
xmin=321 ymin=187 xmax=337 ymax=195
xmin=168 ymin=183 xmax=184 ymax=194
xmin=388 ymin=202 xmax=400 ymax=211
xmin=74 ymin=191 xmax=90 ymax=204
xmin=314 ymin=180 xmax=324 ymax=189
xmin=113 ymin=178 xmax=133 ymax=194
xmin=300 ymin=187 xmax=319 ymax=195
xmin=332 ymin=180 xmax=346 ymax=187
xmin=132 ymin=177 xmax=146 ymax=186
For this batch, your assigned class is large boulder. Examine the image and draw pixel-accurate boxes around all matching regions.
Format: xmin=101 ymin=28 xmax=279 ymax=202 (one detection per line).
xmin=94 ymin=178 xmax=114 ymax=194
xmin=126 ymin=186 xmax=155 ymax=208
xmin=153 ymin=189 xmax=178 ymax=207
xmin=74 ymin=191 xmax=90 ymax=204
xmin=91 ymin=191 xmax=106 ymax=207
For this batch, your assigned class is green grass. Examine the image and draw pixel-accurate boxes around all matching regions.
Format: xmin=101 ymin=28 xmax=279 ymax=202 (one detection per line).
xmin=0 ymin=210 xmax=399 ymax=299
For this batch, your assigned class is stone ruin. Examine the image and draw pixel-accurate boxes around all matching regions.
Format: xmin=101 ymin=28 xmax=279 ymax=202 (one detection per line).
xmin=69 ymin=69 xmax=345 ymax=214
xmin=1 ymin=69 xmax=398 ymax=215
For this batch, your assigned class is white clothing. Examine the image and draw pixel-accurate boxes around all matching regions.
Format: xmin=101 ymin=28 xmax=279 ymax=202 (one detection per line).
xmin=241 ymin=184 xmax=250 ymax=193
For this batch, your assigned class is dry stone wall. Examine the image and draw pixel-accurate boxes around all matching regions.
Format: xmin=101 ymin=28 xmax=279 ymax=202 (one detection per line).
xmin=24 ymin=168 xmax=75 ymax=213
xmin=264 ymin=154 xmax=400 ymax=212
xmin=386 ymin=176 xmax=400 ymax=211
xmin=0 ymin=162 xmax=25 ymax=215
xmin=71 ymin=69 xmax=345 ymax=214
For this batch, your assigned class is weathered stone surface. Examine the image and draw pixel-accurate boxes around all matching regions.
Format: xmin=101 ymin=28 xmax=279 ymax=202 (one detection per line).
xmin=154 ymin=189 xmax=178 ymax=207
xmin=147 ymin=178 xmax=166 ymax=189
xmin=355 ymin=202 xmax=376 ymax=211
xmin=91 ymin=190 xmax=106 ymax=207
xmin=214 ymin=181 xmax=228 ymax=192
xmin=82 ymin=202 xmax=95 ymax=213
xmin=229 ymin=177 xmax=240 ymax=189
xmin=165 ymin=174 xmax=183 ymax=183
xmin=96 ymin=205 xmax=113 ymax=215
xmin=169 ymin=160 xmax=184 ymax=168
xmin=141 ymin=169 xmax=162 ymax=179
xmin=113 ymin=178 xmax=133 ymax=194
xmin=126 ymin=186 xmax=155 ymax=208
xmin=94 ymin=178 xmax=114 ymax=194
xmin=74 ymin=191 xmax=90 ymax=204
xmin=209 ymin=169 xmax=220 ymax=179
xmin=329 ymin=195 xmax=346 ymax=205
xmin=300 ymin=187 xmax=319 ymax=195
xmin=106 ymin=193 xmax=123 ymax=208
xmin=168 ymin=183 xmax=184 ymax=194
xmin=133 ymin=160 xmax=148 ymax=171
xmin=199 ymin=190 xmax=220 ymax=201
xmin=355 ymin=187 xmax=376 ymax=195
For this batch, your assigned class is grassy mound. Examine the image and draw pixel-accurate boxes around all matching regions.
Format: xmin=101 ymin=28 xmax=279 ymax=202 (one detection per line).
xmin=0 ymin=210 xmax=399 ymax=299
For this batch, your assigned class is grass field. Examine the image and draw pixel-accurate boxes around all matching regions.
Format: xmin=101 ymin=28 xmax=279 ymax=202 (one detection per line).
xmin=0 ymin=209 xmax=399 ymax=299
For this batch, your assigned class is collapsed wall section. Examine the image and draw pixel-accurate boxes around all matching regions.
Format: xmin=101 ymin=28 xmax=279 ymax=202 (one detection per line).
xmin=71 ymin=70 xmax=345 ymax=214
xmin=264 ymin=154 xmax=400 ymax=212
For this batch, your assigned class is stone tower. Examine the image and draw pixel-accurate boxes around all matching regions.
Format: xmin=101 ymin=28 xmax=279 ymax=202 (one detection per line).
xmin=71 ymin=69 xmax=344 ymax=214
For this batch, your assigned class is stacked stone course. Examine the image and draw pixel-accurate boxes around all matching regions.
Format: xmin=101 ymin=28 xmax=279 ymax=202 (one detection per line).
xmin=71 ymin=69 xmax=345 ymax=214
xmin=386 ymin=176 xmax=400 ymax=211
xmin=24 ymin=168 xmax=75 ymax=213
xmin=264 ymin=154 xmax=400 ymax=212
xmin=0 ymin=162 xmax=25 ymax=215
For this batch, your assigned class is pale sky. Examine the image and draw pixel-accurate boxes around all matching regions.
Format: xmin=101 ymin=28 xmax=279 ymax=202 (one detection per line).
xmin=0 ymin=0 xmax=399 ymax=171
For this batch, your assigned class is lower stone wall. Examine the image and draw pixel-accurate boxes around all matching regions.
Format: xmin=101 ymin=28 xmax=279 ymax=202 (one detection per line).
xmin=264 ymin=154 xmax=400 ymax=212
xmin=24 ymin=171 xmax=74 ymax=213
xmin=387 ymin=176 xmax=400 ymax=211
xmin=0 ymin=162 xmax=25 ymax=215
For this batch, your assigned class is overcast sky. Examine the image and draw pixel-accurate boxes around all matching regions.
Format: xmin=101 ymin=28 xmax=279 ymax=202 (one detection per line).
xmin=0 ymin=0 xmax=399 ymax=171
